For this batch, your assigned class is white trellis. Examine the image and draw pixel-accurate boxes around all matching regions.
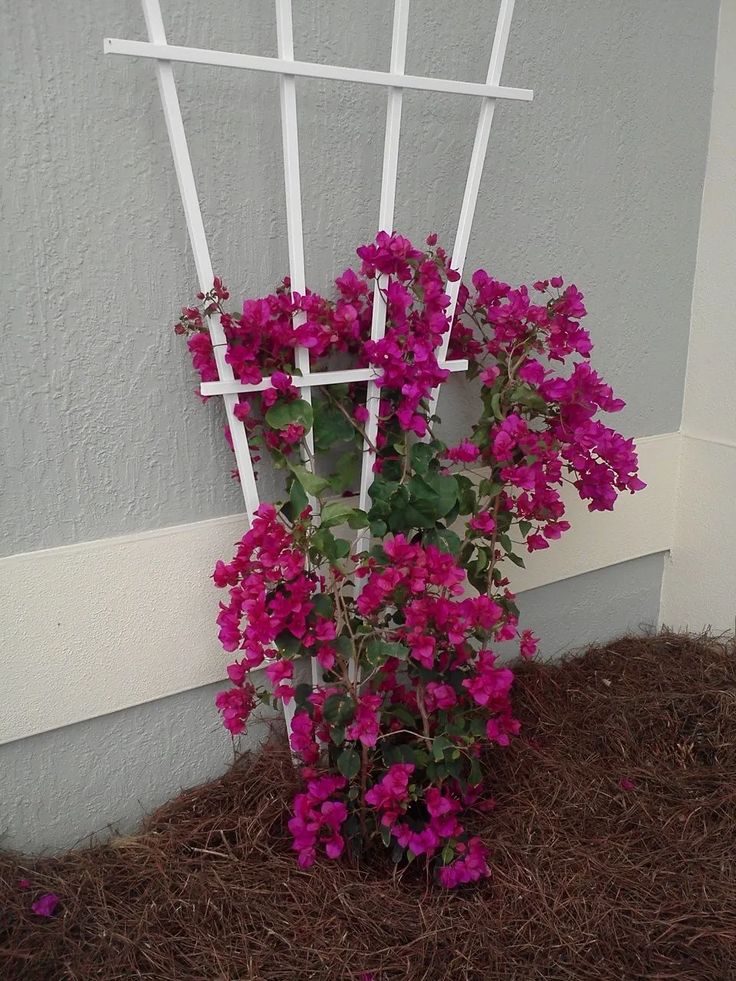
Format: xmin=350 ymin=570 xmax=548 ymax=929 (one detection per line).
xmin=105 ymin=0 xmax=532 ymax=729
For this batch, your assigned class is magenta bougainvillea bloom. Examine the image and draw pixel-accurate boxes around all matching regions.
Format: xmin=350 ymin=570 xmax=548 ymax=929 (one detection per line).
xmin=31 ymin=893 xmax=60 ymax=917
xmin=175 ymin=232 xmax=644 ymax=886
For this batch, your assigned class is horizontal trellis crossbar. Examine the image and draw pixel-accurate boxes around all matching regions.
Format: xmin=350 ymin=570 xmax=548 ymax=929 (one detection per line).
xmin=103 ymin=38 xmax=533 ymax=103
xmin=199 ymin=359 xmax=469 ymax=397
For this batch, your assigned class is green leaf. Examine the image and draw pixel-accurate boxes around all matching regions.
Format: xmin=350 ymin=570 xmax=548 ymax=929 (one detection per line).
xmin=498 ymin=533 xmax=513 ymax=553
xmin=369 ymin=519 xmax=387 ymax=538
xmin=386 ymin=704 xmax=417 ymax=727
xmin=383 ymin=742 xmax=417 ymax=766
xmin=313 ymin=399 xmax=355 ymax=450
xmin=275 ymin=631 xmax=301 ymax=656
xmin=432 ymin=735 xmax=453 ymax=762
xmin=413 ymin=473 xmax=458 ymax=515
xmin=329 ymin=452 xmax=359 ymax=494
xmin=443 ymin=502 xmax=460 ymax=527
xmin=473 ymin=547 xmax=489 ymax=574
xmin=410 ymin=442 xmax=436 ymax=475
xmin=265 ymin=398 xmax=313 ymax=431
xmin=518 ymin=520 xmax=532 ymax=537
xmin=311 ymin=528 xmax=352 ymax=564
xmin=455 ymin=475 xmax=476 ymax=516
xmin=293 ymin=683 xmax=313 ymax=708
xmin=334 ymin=635 xmax=353 ymax=658
xmin=289 ymin=477 xmax=308 ymax=516
xmin=435 ymin=528 xmax=463 ymax=555
xmin=312 ymin=593 xmax=335 ymax=619
xmin=322 ymin=693 xmax=355 ymax=725
xmin=365 ymin=640 xmax=409 ymax=668
xmin=507 ymin=552 xmax=526 ymax=568
xmin=478 ymin=479 xmax=503 ymax=499
xmin=321 ymin=501 xmax=369 ymax=530
xmin=468 ymin=755 xmax=483 ymax=786
xmin=491 ymin=392 xmax=503 ymax=420
xmin=511 ymin=384 xmax=547 ymax=413
xmin=291 ymin=464 xmax=330 ymax=497
xmin=337 ymin=746 xmax=361 ymax=779
xmin=333 ymin=537 xmax=351 ymax=559
xmin=369 ymin=478 xmax=399 ymax=502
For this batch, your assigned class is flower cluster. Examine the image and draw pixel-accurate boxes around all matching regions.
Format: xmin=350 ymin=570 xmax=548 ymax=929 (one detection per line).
xmin=175 ymin=231 xmax=644 ymax=887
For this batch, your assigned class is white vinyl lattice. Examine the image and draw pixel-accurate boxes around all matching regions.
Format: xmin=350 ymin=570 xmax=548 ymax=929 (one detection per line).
xmin=105 ymin=0 xmax=532 ymax=728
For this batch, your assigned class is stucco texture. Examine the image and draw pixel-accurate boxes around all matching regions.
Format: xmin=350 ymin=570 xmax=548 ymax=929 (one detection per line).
xmin=0 ymin=0 xmax=718 ymax=557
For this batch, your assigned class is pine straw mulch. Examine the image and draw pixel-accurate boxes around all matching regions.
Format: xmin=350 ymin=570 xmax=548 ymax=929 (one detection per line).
xmin=2 ymin=632 xmax=736 ymax=980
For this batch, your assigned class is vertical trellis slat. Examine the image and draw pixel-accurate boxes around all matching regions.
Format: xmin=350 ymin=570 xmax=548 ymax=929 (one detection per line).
xmin=139 ymin=0 xmax=261 ymax=520
xmin=274 ymin=0 xmax=320 ymax=695
xmin=357 ymin=0 xmax=411 ymax=529
xmin=429 ymin=0 xmax=517 ymax=418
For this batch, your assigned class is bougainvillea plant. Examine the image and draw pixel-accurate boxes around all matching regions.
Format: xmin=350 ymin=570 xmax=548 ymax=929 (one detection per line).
xmin=175 ymin=232 xmax=644 ymax=887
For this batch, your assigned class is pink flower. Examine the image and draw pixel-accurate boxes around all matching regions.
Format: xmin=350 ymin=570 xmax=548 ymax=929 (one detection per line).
xmin=346 ymin=693 xmax=383 ymax=747
xmin=485 ymin=713 xmax=521 ymax=746
xmin=438 ymin=837 xmax=490 ymax=888
xmin=469 ymin=511 xmax=496 ymax=535
xmin=463 ymin=651 xmax=514 ymax=707
xmin=18 ymin=878 xmax=31 ymax=890
xmin=270 ymin=370 xmax=295 ymax=392
xmin=31 ymin=893 xmax=60 ymax=917
xmin=288 ymin=777 xmax=348 ymax=867
xmin=479 ymin=365 xmax=500 ymax=386
xmin=215 ymin=684 xmax=257 ymax=735
xmin=365 ymin=763 xmax=414 ymax=827
xmin=618 ymin=777 xmax=636 ymax=791
xmin=408 ymin=635 xmax=436 ymax=668
xmin=316 ymin=645 xmax=336 ymax=670
xmin=226 ymin=660 xmax=247 ymax=685
xmin=425 ymin=682 xmax=457 ymax=711
xmin=265 ymin=659 xmax=295 ymax=702
xmin=519 ymin=629 xmax=538 ymax=659
xmin=518 ymin=359 xmax=546 ymax=385
xmin=445 ymin=440 xmax=480 ymax=463
xmin=290 ymin=710 xmax=319 ymax=764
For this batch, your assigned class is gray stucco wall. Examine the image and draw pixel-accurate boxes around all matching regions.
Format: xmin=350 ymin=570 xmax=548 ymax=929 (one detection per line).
xmin=1 ymin=553 xmax=663 ymax=853
xmin=0 ymin=0 xmax=718 ymax=556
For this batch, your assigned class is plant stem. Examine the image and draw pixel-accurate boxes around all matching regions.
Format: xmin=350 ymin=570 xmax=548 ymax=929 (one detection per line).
xmin=323 ymin=387 xmax=379 ymax=454
xmin=415 ymin=683 xmax=433 ymax=750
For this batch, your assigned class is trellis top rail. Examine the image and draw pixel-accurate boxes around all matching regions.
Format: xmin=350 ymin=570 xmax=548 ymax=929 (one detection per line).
xmin=103 ymin=38 xmax=533 ymax=103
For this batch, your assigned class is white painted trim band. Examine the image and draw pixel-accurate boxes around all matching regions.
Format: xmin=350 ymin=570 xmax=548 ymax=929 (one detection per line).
xmin=0 ymin=432 xmax=679 ymax=747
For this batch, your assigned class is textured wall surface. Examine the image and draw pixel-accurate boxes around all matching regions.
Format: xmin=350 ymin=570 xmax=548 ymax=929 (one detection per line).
xmin=0 ymin=680 xmax=274 ymax=854
xmin=0 ymin=0 xmax=718 ymax=556
xmin=0 ymin=553 xmax=662 ymax=853
xmin=661 ymin=1 xmax=736 ymax=635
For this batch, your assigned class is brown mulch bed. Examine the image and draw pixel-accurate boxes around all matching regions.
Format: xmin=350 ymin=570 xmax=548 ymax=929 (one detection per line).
xmin=2 ymin=632 xmax=736 ymax=980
